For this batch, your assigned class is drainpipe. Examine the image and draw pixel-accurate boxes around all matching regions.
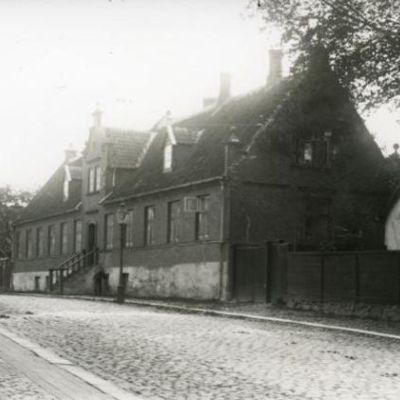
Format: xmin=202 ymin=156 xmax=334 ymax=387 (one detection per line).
xmin=219 ymin=130 xmax=241 ymax=301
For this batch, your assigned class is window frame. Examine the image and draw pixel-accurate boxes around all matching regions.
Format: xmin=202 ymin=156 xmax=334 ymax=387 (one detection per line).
xmin=125 ymin=210 xmax=134 ymax=248
xmin=167 ymin=200 xmax=181 ymax=243
xmin=195 ymin=195 xmax=210 ymax=241
xmin=104 ymin=213 xmax=115 ymax=250
xmin=25 ymin=229 xmax=33 ymax=259
xmin=48 ymin=225 xmax=56 ymax=256
xmin=60 ymin=222 xmax=68 ymax=255
xmin=74 ymin=220 xmax=82 ymax=253
xmin=36 ymin=227 xmax=44 ymax=257
xmin=144 ymin=205 xmax=156 ymax=246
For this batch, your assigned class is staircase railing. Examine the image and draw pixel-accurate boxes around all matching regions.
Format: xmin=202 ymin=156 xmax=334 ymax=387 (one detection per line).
xmin=48 ymin=247 xmax=99 ymax=293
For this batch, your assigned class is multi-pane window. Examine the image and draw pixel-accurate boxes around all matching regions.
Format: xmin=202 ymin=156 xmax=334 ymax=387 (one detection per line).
xmin=74 ymin=220 xmax=82 ymax=252
xmin=105 ymin=214 xmax=114 ymax=250
xmin=36 ymin=227 xmax=44 ymax=257
xmin=144 ymin=206 xmax=155 ymax=246
xmin=195 ymin=195 xmax=210 ymax=240
xmin=88 ymin=166 xmax=102 ymax=193
xmin=88 ymin=168 xmax=95 ymax=193
xmin=167 ymin=201 xmax=181 ymax=243
xmin=60 ymin=222 xmax=68 ymax=255
xmin=125 ymin=210 xmax=134 ymax=248
xmin=48 ymin=225 xmax=56 ymax=256
xmin=25 ymin=230 xmax=33 ymax=258
xmin=95 ymin=166 xmax=102 ymax=191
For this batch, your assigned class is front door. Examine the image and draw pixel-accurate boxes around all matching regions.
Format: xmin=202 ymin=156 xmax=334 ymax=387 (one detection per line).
xmin=87 ymin=223 xmax=97 ymax=266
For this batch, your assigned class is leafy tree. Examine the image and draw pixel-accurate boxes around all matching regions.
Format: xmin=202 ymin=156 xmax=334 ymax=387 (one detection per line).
xmin=0 ymin=187 xmax=33 ymax=258
xmin=251 ymin=0 xmax=400 ymax=110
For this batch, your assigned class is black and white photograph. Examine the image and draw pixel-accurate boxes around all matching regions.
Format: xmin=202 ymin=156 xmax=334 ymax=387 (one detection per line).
xmin=1 ymin=0 xmax=400 ymax=399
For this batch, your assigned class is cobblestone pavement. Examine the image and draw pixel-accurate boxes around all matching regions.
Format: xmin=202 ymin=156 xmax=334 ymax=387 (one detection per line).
xmin=1 ymin=295 xmax=400 ymax=399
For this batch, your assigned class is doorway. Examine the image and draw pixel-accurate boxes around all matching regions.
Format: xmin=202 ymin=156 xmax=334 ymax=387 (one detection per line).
xmin=87 ymin=223 xmax=97 ymax=266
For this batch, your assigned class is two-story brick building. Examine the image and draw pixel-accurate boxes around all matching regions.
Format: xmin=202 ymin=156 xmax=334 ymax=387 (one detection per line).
xmin=12 ymin=48 xmax=389 ymax=300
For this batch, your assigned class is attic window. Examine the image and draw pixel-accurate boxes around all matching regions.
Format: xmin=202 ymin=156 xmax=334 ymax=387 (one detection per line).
xmin=163 ymin=143 xmax=173 ymax=172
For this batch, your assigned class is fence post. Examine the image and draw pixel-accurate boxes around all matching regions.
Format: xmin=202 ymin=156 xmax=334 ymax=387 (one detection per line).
xmin=49 ymin=269 xmax=54 ymax=291
xmin=271 ymin=241 xmax=289 ymax=305
xmin=265 ymin=241 xmax=273 ymax=303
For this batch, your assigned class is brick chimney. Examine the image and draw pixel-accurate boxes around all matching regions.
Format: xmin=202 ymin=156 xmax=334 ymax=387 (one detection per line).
xmin=218 ymin=72 xmax=231 ymax=104
xmin=92 ymin=107 xmax=102 ymax=128
xmin=266 ymin=49 xmax=283 ymax=88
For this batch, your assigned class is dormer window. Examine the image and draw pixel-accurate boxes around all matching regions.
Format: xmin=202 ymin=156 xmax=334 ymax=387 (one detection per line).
xmin=63 ymin=166 xmax=72 ymax=201
xmin=88 ymin=166 xmax=102 ymax=193
xmin=163 ymin=143 xmax=173 ymax=172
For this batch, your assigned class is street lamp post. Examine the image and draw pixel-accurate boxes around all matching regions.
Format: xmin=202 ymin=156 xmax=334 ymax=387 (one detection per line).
xmin=116 ymin=202 xmax=128 ymax=304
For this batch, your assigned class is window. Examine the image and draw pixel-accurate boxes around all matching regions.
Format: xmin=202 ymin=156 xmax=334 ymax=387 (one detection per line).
xmin=105 ymin=214 xmax=114 ymax=250
xmin=88 ymin=168 xmax=95 ymax=193
xmin=25 ymin=230 xmax=33 ymax=258
xmin=74 ymin=220 xmax=82 ymax=252
xmin=88 ymin=166 xmax=102 ymax=193
xmin=125 ymin=210 xmax=134 ymax=247
xmin=48 ymin=225 xmax=56 ymax=256
xmin=63 ymin=178 xmax=69 ymax=201
xmin=36 ymin=227 xmax=44 ymax=257
xmin=163 ymin=143 xmax=173 ymax=172
xmin=95 ymin=166 xmax=102 ymax=191
xmin=167 ymin=201 xmax=181 ymax=243
xmin=195 ymin=195 xmax=210 ymax=240
xmin=144 ymin=206 xmax=155 ymax=246
xmin=60 ymin=223 xmax=68 ymax=255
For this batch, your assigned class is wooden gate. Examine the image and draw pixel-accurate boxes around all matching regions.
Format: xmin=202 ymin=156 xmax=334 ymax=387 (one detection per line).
xmin=233 ymin=244 xmax=269 ymax=302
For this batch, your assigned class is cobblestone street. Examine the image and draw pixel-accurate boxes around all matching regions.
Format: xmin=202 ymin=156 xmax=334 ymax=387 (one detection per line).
xmin=1 ymin=295 xmax=400 ymax=399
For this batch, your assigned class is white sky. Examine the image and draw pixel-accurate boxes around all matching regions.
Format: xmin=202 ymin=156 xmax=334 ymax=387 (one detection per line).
xmin=0 ymin=0 xmax=398 ymax=191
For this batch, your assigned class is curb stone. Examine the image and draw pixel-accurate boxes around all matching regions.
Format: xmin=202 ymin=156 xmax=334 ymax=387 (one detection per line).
xmin=6 ymin=292 xmax=400 ymax=341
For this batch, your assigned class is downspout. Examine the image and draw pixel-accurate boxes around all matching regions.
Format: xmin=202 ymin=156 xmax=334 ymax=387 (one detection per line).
xmin=219 ymin=134 xmax=239 ymax=301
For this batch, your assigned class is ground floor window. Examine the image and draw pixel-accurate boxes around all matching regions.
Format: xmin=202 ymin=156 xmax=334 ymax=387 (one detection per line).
xmin=36 ymin=227 xmax=44 ymax=257
xmin=105 ymin=214 xmax=114 ymax=250
xmin=195 ymin=195 xmax=210 ymax=240
xmin=60 ymin=222 xmax=68 ymax=255
xmin=48 ymin=225 xmax=56 ymax=256
xmin=74 ymin=220 xmax=82 ymax=252
xmin=125 ymin=210 xmax=134 ymax=247
xmin=144 ymin=206 xmax=155 ymax=246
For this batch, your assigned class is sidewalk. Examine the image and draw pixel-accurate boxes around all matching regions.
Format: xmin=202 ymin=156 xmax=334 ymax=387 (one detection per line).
xmin=0 ymin=327 xmax=141 ymax=400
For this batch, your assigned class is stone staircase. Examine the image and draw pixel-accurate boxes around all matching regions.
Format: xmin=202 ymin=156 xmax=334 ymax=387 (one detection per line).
xmin=48 ymin=248 xmax=101 ymax=295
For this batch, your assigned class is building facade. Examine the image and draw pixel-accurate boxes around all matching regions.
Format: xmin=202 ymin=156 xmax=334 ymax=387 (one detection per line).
xmin=12 ymin=49 xmax=389 ymax=300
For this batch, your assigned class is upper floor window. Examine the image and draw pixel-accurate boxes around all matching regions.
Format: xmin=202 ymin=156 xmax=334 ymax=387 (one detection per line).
xmin=95 ymin=166 xmax=102 ymax=191
xmin=105 ymin=214 xmax=114 ymax=250
xmin=88 ymin=166 xmax=102 ymax=193
xmin=88 ymin=168 xmax=95 ymax=193
xmin=195 ymin=195 xmax=210 ymax=240
xmin=60 ymin=222 xmax=68 ymax=255
xmin=163 ymin=143 xmax=173 ymax=172
xmin=297 ymin=132 xmax=334 ymax=168
xmin=36 ymin=227 xmax=44 ymax=257
xmin=167 ymin=201 xmax=181 ymax=243
xmin=25 ymin=229 xmax=33 ymax=258
xmin=48 ymin=225 xmax=56 ymax=256
xmin=144 ymin=206 xmax=155 ymax=246
xmin=74 ymin=220 xmax=82 ymax=252
xmin=125 ymin=210 xmax=134 ymax=248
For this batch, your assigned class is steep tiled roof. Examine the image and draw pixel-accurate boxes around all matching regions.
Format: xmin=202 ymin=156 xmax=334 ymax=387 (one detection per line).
xmin=106 ymin=80 xmax=292 ymax=202
xmin=16 ymin=159 xmax=83 ymax=225
xmin=105 ymin=129 xmax=151 ymax=169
